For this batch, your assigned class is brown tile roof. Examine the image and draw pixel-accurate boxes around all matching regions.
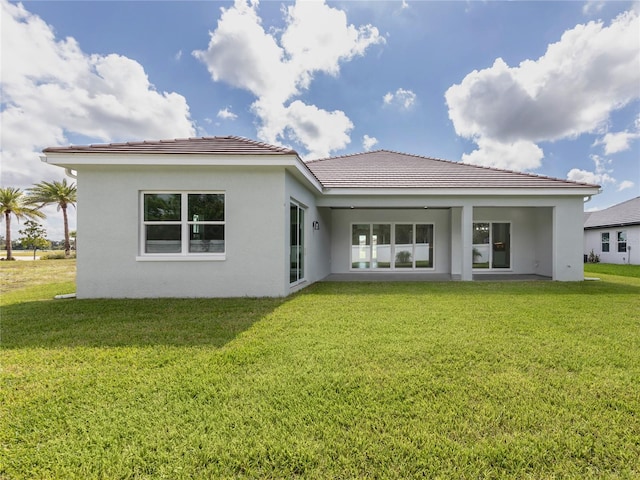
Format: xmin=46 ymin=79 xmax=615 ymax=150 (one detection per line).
xmin=42 ymin=136 xmax=297 ymax=155
xmin=305 ymin=150 xmax=599 ymax=189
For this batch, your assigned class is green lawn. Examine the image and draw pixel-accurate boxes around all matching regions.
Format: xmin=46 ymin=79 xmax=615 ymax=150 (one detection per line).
xmin=2 ymin=262 xmax=639 ymax=479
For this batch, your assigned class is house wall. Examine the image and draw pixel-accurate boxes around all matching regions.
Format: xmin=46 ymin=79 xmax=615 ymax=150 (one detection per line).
xmin=330 ymin=208 xmax=452 ymax=274
xmin=584 ymin=225 xmax=640 ymax=265
xmin=472 ymin=207 xmax=552 ymax=276
xmin=284 ymin=171 xmax=331 ymax=292
xmin=75 ymin=165 xmax=288 ymax=298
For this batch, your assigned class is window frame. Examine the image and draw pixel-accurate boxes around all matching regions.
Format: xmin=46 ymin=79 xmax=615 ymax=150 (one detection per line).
xmin=350 ymin=222 xmax=435 ymax=271
xmin=290 ymin=199 xmax=306 ymax=285
xmin=617 ymin=230 xmax=627 ymax=253
xmin=472 ymin=221 xmax=512 ymax=270
xmin=137 ymin=191 xmax=226 ymax=262
xmin=601 ymin=232 xmax=610 ymax=253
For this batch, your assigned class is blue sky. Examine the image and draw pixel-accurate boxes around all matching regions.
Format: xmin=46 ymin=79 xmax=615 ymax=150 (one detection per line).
xmin=1 ymin=0 xmax=639 ymax=240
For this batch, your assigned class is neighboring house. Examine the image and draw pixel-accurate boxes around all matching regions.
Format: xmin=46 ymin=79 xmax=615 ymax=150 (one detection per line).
xmin=584 ymin=196 xmax=640 ymax=265
xmin=42 ymin=136 xmax=600 ymax=298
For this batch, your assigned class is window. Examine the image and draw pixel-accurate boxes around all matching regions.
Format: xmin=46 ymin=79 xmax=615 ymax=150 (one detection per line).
xmin=142 ymin=192 xmax=224 ymax=256
xmin=290 ymin=201 xmax=305 ymax=284
xmin=351 ymin=223 xmax=433 ymax=270
xmin=601 ymin=232 xmax=610 ymax=252
xmin=472 ymin=222 xmax=510 ymax=269
xmin=617 ymin=231 xmax=627 ymax=253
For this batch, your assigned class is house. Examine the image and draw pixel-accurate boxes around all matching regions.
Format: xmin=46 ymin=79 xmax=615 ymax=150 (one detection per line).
xmin=42 ymin=136 xmax=600 ymax=298
xmin=584 ymin=196 xmax=640 ymax=265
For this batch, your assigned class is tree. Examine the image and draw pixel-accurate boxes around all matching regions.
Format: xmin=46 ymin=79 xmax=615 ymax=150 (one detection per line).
xmin=19 ymin=220 xmax=51 ymax=260
xmin=27 ymin=179 xmax=77 ymax=257
xmin=0 ymin=187 xmax=45 ymax=260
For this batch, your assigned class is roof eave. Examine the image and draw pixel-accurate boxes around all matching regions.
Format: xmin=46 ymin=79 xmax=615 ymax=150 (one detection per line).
xmin=319 ymin=186 xmax=601 ymax=196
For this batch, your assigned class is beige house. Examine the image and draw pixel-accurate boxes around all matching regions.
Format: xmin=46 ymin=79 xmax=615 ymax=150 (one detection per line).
xmin=42 ymin=136 xmax=600 ymax=298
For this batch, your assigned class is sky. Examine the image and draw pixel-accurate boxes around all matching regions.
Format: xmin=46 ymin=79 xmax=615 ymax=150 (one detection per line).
xmin=1 ymin=0 xmax=639 ymax=241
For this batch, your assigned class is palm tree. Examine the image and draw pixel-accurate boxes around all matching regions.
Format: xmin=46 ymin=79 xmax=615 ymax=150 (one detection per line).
xmin=0 ymin=187 xmax=45 ymax=260
xmin=27 ymin=179 xmax=78 ymax=257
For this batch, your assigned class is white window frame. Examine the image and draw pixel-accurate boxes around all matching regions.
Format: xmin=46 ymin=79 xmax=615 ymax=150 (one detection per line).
xmin=472 ymin=221 xmax=512 ymax=271
xmin=290 ymin=199 xmax=306 ymax=286
xmin=137 ymin=191 xmax=226 ymax=262
xmin=349 ymin=222 xmax=436 ymax=271
xmin=601 ymin=232 xmax=610 ymax=253
xmin=617 ymin=230 xmax=627 ymax=253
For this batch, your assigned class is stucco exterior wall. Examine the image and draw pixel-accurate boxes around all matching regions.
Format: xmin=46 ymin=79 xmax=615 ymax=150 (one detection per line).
xmin=584 ymin=225 xmax=640 ymax=265
xmin=473 ymin=207 xmax=553 ymax=276
xmin=284 ymin=171 xmax=330 ymax=292
xmin=552 ymin=199 xmax=587 ymax=281
xmin=76 ymin=165 xmax=288 ymax=298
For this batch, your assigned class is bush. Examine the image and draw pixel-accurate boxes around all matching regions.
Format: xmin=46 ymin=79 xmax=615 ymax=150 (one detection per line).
xmin=40 ymin=252 xmax=76 ymax=260
xmin=587 ymin=249 xmax=600 ymax=263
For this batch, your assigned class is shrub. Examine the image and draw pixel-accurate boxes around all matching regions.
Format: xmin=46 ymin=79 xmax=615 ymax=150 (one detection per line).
xmin=587 ymin=249 xmax=600 ymax=263
xmin=40 ymin=252 xmax=76 ymax=260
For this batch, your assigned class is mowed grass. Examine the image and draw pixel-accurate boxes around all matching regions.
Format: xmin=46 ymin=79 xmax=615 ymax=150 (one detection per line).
xmin=584 ymin=262 xmax=640 ymax=278
xmin=1 ymin=262 xmax=639 ymax=479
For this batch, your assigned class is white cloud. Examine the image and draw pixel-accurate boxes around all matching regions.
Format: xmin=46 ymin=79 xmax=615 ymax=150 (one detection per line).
xmin=446 ymin=10 xmax=640 ymax=171
xmin=583 ymin=1 xmax=605 ymax=16
xmin=174 ymin=50 xmax=183 ymax=61
xmin=462 ymin=138 xmax=544 ymax=171
xmin=567 ymin=154 xmax=616 ymax=186
xmin=363 ymin=135 xmax=378 ymax=151
xmin=595 ymin=130 xmax=640 ymax=155
xmin=0 ymin=0 xmax=196 ymax=240
xmin=0 ymin=0 xmax=195 ymax=190
xmin=217 ymin=107 xmax=238 ymax=120
xmin=193 ymin=0 xmax=384 ymax=157
xmin=617 ymin=180 xmax=635 ymax=191
xmin=383 ymin=88 xmax=416 ymax=110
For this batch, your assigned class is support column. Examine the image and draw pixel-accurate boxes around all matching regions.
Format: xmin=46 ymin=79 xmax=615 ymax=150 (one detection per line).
xmin=461 ymin=204 xmax=473 ymax=281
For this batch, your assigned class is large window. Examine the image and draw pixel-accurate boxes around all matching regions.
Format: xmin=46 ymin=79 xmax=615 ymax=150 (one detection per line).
xmin=617 ymin=231 xmax=627 ymax=253
xmin=142 ymin=192 xmax=224 ymax=256
xmin=601 ymin=232 xmax=610 ymax=252
xmin=473 ymin=222 xmax=510 ymax=269
xmin=351 ymin=223 xmax=433 ymax=270
xmin=290 ymin=201 xmax=305 ymax=284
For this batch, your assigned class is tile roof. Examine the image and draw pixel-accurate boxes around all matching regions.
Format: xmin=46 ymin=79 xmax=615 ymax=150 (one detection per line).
xmin=43 ymin=138 xmax=599 ymax=191
xmin=584 ymin=196 xmax=640 ymax=228
xmin=42 ymin=136 xmax=297 ymax=155
xmin=305 ymin=150 xmax=599 ymax=189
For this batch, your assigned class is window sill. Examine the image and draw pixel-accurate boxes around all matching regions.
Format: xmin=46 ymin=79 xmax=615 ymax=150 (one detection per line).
xmin=136 ymin=255 xmax=226 ymax=262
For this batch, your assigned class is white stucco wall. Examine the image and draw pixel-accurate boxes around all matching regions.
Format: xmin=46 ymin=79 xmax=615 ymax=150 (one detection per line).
xmin=473 ymin=206 xmax=553 ymax=276
xmin=284 ymin=171 xmax=330 ymax=292
xmin=552 ymin=199 xmax=587 ymax=281
xmin=76 ymin=165 xmax=289 ymax=298
xmin=584 ymin=225 xmax=640 ymax=265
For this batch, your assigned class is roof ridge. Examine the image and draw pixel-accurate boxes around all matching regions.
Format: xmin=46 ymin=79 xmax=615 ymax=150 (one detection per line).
xmin=306 ymin=149 xmax=599 ymax=187
xmin=43 ymin=135 xmax=299 ymax=155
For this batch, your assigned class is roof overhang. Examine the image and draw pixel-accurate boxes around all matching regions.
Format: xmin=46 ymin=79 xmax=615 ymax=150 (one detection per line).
xmin=41 ymin=151 xmax=324 ymax=193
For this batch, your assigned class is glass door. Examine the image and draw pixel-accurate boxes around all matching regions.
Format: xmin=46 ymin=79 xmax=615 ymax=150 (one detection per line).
xmin=290 ymin=202 xmax=304 ymax=284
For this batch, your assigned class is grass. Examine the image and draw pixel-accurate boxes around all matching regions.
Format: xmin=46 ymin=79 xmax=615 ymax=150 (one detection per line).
xmin=584 ymin=262 xmax=640 ymax=278
xmin=1 ymin=262 xmax=639 ymax=479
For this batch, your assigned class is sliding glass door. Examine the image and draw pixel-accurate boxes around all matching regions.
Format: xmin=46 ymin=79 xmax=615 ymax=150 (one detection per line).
xmin=290 ymin=202 xmax=304 ymax=284
xmin=472 ymin=222 xmax=510 ymax=269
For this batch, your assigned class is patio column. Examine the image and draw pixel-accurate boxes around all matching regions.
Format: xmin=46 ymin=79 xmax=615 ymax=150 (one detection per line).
xmin=461 ymin=204 xmax=473 ymax=281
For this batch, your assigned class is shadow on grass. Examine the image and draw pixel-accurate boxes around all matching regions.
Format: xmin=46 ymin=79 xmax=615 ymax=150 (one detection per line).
xmin=1 ymin=297 xmax=287 ymax=350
